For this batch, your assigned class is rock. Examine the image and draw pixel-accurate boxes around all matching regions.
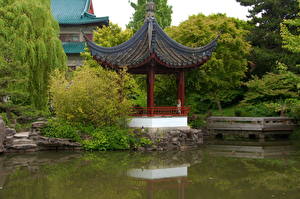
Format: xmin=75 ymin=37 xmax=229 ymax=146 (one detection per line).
xmin=136 ymin=128 xmax=204 ymax=152
xmin=171 ymin=137 xmax=179 ymax=143
xmin=169 ymin=130 xmax=180 ymax=136
xmin=189 ymin=129 xmax=201 ymax=134
xmin=10 ymin=143 xmax=37 ymax=151
xmin=0 ymin=118 xmax=5 ymax=153
xmin=29 ymin=131 xmax=39 ymax=138
xmin=32 ymin=121 xmax=47 ymax=129
xmin=137 ymin=147 xmax=145 ymax=151
xmin=13 ymin=138 xmax=35 ymax=145
xmin=5 ymin=128 xmax=16 ymax=136
xmin=14 ymin=132 xmax=30 ymax=139
xmin=7 ymin=137 xmax=37 ymax=152
xmin=4 ymin=135 xmax=13 ymax=148
xmin=36 ymin=136 xmax=81 ymax=148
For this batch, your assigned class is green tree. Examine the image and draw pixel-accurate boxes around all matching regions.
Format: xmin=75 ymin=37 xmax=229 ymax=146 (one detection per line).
xmin=236 ymin=0 xmax=300 ymax=74
xmin=93 ymin=23 xmax=133 ymax=47
xmin=242 ymin=67 xmax=300 ymax=117
xmin=165 ymin=14 xmax=251 ymax=111
xmin=0 ymin=0 xmax=66 ymax=118
xmin=82 ymin=23 xmax=146 ymax=107
xmin=127 ymin=0 xmax=173 ymax=32
xmin=281 ymin=0 xmax=300 ymax=53
xmin=50 ymin=66 xmax=137 ymax=127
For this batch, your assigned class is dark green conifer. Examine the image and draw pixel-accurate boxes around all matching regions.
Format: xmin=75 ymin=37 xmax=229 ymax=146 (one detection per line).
xmin=236 ymin=0 xmax=300 ymax=74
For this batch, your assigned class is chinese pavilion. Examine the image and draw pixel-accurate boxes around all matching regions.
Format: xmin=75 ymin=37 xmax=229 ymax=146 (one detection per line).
xmin=85 ymin=1 xmax=218 ymax=128
xmin=51 ymin=0 xmax=109 ymax=68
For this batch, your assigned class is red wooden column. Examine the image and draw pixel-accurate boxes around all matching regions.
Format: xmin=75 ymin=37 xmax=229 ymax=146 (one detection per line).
xmin=147 ymin=66 xmax=155 ymax=110
xmin=177 ymin=71 xmax=185 ymax=107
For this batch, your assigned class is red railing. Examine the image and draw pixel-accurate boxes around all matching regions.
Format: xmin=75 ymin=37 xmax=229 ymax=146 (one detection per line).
xmin=130 ymin=107 xmax=190 ymax=117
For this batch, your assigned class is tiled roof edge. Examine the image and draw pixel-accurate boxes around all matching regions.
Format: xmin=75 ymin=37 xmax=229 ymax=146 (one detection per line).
xmin=59 ymin=16 xmax=109 ymax=25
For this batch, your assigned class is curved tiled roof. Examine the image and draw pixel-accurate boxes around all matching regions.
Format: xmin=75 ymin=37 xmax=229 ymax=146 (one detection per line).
xmin=63 ymin=42 xmax=85 ymax=54
xmin=51 ymin=0 xmax=109 ymax=25
xmin=86 ymin=17 xmax=218 ymax=71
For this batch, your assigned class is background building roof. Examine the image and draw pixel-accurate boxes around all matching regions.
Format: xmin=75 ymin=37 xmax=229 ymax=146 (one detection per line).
xmin=51 ymin=0 xmax=109 ymax=25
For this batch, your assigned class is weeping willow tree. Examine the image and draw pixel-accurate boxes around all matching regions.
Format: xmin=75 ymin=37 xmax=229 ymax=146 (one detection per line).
xmin=0 ymin=0 xmax=66 ymax=119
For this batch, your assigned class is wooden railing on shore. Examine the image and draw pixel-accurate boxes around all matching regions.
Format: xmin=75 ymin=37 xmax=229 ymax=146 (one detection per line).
xmin=207 ymin=117 xmax=296 ymax=132
xmin=130 ymin=107 xmax=190 ymax=117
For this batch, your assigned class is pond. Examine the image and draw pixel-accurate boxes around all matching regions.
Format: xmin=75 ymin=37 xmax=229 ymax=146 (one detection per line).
xmin=0 ymin=142 xmax=300 ymax=199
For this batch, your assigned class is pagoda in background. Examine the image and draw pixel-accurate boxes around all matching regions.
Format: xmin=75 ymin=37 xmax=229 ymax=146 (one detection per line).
xmin=51 ymin=0 xmax=109 ymax=68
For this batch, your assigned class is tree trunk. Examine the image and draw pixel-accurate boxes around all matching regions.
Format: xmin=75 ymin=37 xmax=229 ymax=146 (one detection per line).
xmin=216 ymin=100 xmax=222 ymax=112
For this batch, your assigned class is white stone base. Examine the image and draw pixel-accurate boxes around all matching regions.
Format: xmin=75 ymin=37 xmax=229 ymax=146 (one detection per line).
xmin=127 ymin=166 xmax=188 ymax=180
xmin=128 ymin=116 xmax=188 ymax=128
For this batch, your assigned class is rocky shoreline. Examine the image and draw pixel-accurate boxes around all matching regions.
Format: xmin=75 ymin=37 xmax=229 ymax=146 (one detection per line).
xmin=0 ymin=119 xmax=81 ymax=153
xmin=138 ymin=128 xmax=203 ymax=151
xmin=0 ymin=117 xmax=204 ymax=153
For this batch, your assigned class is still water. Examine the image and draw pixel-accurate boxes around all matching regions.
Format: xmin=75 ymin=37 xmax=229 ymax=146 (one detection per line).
xmin=0 ymin=142 xmax=300 ymax=199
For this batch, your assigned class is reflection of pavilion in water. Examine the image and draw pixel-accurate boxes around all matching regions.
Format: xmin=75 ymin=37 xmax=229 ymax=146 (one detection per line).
xmin=128 ymin=164 xmax=191 ymax=199
xmin=206 ymin=140 xmax=296 ymax=159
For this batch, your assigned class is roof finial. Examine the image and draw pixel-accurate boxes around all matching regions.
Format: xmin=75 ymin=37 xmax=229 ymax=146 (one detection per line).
xmin=146 ymin=0 xmax=155 ymax=19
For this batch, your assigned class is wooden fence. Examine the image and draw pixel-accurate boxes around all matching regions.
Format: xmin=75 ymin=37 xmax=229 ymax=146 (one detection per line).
xmin=207 ymin=117 xmax=297 ymax=138
xmin=130 ymin=107 xmax=190 ymax=117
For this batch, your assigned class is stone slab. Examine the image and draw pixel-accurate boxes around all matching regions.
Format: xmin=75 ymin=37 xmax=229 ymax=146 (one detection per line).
xmin=10 ymin=144 xmax=37 ymax=150
xmin=14 ymin=132 xmax=30 ymax=139
xmin=13 ymin=138 xmax=35 ymax=145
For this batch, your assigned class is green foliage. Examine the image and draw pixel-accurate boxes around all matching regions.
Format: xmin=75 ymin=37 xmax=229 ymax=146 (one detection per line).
xmin=81 ymin=23 xmax=146 ymax=107
xmin=189 ymin=115 xmax=207 ymax=129
xmin=244 ymin=72 xmax=300 ymax=104
xmin=237 ymin=0 xmax=300 ymax=74
xmin=93 ymin=23 xmax=133 ymax=47
xmin=50 ymin=66 xmax=138 ymax=127
xmin=165 ymin=14 xmax=251 ymax=112
xmin=127 ymin=0 xmax=173 ymax=32
xmin=0 ymin=0 xmax=66 ymax=112
xmin=154 ymin=74 xmax=177 ymax=106
xmin=242 ymin=69 xmax=300 ymax=117
xmin=41 ymin=119 xmax=81 ymax=142
xmin=41 ymin=119 xmax=152 ymax=151
xmin=81 ymin=127 xmax=152 ymax=151
xmin=82 ymin=127 xmax=131 ymax=151
xmin=235 ymin=103 xmax=277 ymax=117
xmin=281 ymin=0 xmax=300 ymax=54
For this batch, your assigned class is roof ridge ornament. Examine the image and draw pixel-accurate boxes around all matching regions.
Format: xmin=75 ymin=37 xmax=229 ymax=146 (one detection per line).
xmin=145 ymin=0 xmax=156 ymax=19
xmin=148 ymin=20 xmax=153 ymax=52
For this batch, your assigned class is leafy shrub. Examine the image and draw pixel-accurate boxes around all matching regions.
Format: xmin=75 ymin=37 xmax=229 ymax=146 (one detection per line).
xmin=41 ymin=119 xmax=152 ymax=151
xmin=41 ymin=119 xmax=81 ymax=142
xmin=50 ymin=66 xmax=138 ymax=127
xmin=82 ymin=127 xmax=152 ymax=151
xmin=82 ymin=127 xmax=130 ymax=151
xmin=189 ymin=115 xmax=207 ymax=128
xmin=234 ymin=103 xmax=277 ymax=117
xmin=241 ymin=71 xmax=300 ymax=117
xmin=244 ymin=72 xmax=300 ymax=104
xmin=288 ymin=102 xmax=300 ymax=120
